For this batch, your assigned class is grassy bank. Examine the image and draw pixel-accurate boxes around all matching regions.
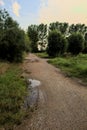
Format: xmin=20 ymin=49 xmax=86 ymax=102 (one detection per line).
xmin=0 ymin=62 xmax=27 ymax=129
xmin=48 ymin=54 xmax=87 ymax=83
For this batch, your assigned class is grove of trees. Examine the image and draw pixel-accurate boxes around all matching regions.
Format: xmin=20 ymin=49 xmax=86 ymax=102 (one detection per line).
xmin=1 ymin=8 xmax=87 ymax=62
xmin=27 ymin=21 xmax=87 ymax=57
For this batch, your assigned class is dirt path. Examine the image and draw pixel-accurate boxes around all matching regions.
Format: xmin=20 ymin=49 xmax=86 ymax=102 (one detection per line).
xmin=17 ymin=53 xmax=87 ymax=130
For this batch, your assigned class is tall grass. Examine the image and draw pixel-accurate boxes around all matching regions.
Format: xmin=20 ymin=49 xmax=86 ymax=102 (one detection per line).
xmin=0 ymin=63 xmax=27 ymax=129
xmin=48 ymin=54 xmax=87 ymax=82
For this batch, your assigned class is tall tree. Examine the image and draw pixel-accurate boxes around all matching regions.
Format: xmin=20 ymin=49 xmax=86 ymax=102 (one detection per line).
xmin=69 ymin=24 xmax=87 ymax=35
xmin=47 ymin=31 xmax=67 ymax=57
xmin=0 ymin=9 xmax=9 ymax=41
xmin=38 ymin=23 xmax=47 ymax=51
xmin=49 ymin=22 xmax=68 ymax=36
xmin=83 ymin=33 xmax=87 ymax=53
xmin=27 ymin=25 xmax=38 ymax=52
xmin=0 ymin=9 xmax=26 ymax=62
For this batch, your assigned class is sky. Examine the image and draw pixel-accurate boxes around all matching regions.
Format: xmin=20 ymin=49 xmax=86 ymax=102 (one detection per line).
xmin=0 ymin=0 xmax=87 ymax=30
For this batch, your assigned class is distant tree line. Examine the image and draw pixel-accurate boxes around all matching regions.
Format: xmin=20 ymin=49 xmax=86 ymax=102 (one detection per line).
xmin=1 ymin=9 xmax=87 ymax=61
xmin=27 ymin=22 xmax=87 ymax=56
xmin=0 ymin=9 xmax=30 ymax=62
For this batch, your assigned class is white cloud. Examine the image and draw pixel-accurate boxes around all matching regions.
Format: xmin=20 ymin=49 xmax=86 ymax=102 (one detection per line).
xmin=39 ymin=0 xmax=87 ymax=25
xmin=12 ymin=1 xmax=21 ymax=17
xmin=0 ymin=0 xmax=4 ymax=6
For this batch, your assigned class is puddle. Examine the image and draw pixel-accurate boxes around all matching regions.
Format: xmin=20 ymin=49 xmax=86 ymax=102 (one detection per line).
xmin=24 ymin=79 xmax=41 ymax=109
xmin=28 ymin=79 xmax=41 ymax=88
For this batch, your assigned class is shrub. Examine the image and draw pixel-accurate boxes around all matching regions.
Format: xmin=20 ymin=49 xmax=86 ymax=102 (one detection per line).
xmin=47 ymin=31 xmax=68 ymax=57
xmin=0 ymin=9 xmax=26 ymax=62
xmin=68 ymin=33 xmax=84 ymax=55
xmin=0 ymin=28 xmax=25 ymax=62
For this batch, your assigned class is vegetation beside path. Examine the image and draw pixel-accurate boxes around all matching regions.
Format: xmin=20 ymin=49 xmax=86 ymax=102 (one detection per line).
xmin=37 ymin=52 xmax=87 ymax=84
xmin=36 ymin=52 xmax=49 ymax=58
xmin=0 ymin=62 xmax=27 ymax=129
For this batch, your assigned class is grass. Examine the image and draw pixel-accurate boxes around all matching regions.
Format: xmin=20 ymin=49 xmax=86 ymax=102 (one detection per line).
xmin=36 ymin=52 xmax=49 ymax=58
xmin=0 ymin=62 xmax=27 ymax=129
xmin=48 ymin=54 xmax=87 ymax=83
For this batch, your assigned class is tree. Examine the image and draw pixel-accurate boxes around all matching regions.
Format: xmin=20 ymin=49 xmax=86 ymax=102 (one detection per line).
xmin=68 ymin=33 xmax=84 ymax=55
xmin=49 ymin=22 xmax=69 ymax=35
xmin=0 ymin=9 xmax=9 ymax=41
xmin=38 ymin=23 xmax=47 ymax=51
xmin=59 ymin=22 xmax=69 ymax=35
xmin=47 ymin=31 xmax=67 ymax=57
xmin=0 ymin=9 xmax=26 ymax=62
xmin=49 ymin=22 xmax=57 ymax=31
xmin=4 ymin=16 xmax=19 ymax=30
xmin=0 ymin=28 xmax=25 ymax=62
xmin=27 ymin=25 xmax=38 ymax=52
xmin=83 ymin=33 xmax=87 ymax=53
xmin=69 ymin=24 xmax=87 ymax=35
xmin=24 ymin=34 xmax=30 ymax=52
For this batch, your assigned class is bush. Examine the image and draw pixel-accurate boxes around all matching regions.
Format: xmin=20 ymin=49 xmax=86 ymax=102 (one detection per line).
xmin=0 ymin=28 xmax=25 ymax=62
xmin=47 ymin=31 xmax=68 ymax=57
xmin=68 ymin=33 xmax=84 ymax=55
xmin=0 ymin=9 xmax=27 ymax=62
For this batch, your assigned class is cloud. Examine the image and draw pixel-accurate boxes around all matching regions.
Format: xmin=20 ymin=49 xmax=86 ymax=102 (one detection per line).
xmin=0 ymin=0 xmax=4 ymax=6
xmin=12 ymin=1 xmax=21 ymax=17
xmin=39 ymin=0 xmax=87 ymax=25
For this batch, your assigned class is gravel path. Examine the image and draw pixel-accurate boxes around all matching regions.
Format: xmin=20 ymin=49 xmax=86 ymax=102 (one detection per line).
xmin=16 ymin=53 xmax=87 ymax=130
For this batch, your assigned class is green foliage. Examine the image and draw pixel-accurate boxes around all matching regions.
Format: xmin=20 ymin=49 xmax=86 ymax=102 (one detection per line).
xmin=27 ymin=25 xmax=38 ymax=52
xmin=47 ymin=31 xmax=68 ymax=57
xmin=36 ymin=52 xmax=49 ymax=58
xmin=48 ymin=54 xmax=87 ymax=82
xmin=24 ymin=34 xmax=30 ymax=52
xmin=69 ymin=24 xmax=87 ymax=35
xmin=27 ymin=24 xmax=48 ymax=52
xmin=27 ymin=22 xmax=87 ymax=55
xmin=38 ymin=23 xmax=47 ymax=51
xmin=68 ymin=33 xmax=84 ymax=55
xmin=83 ymin=41 xmax=87 ymax=54
xmin=4 ymin=17 xmax=19 ymax=30
xmin=0 ymin=9 xmax=9 ymax=42
xmin=83 ymin=33 xmax=87 ymax=53
xmin=49 ymin=22 xmax=69 ymax=35
xmin=0 ymin=28 xmax=25 ymax=62
xmin=0 ymin=9 xmax=26 ymax=62
xmin=0 ymin=63 xmax=27 ymax=128
xmin=30 ymin=41 xmax=38 ymax=52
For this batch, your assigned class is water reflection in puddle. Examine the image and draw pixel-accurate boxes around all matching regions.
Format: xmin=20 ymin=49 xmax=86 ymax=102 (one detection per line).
xmin=29 ymin=79 xmax=41 ymax=88
xmin=24 ymin=79 xmax=41 ymax=109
